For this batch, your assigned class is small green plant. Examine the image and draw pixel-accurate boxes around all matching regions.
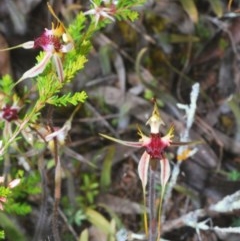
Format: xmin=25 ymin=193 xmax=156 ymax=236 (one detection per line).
xmin=227 ymin=170 xmax=240 ymax=181
xmin=78 ymin=174 xmax=100 ymax=207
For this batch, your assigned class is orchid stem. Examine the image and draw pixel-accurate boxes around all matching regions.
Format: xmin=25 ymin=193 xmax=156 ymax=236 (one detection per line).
xmin=148 ymin=168 xmax=157 ymax=241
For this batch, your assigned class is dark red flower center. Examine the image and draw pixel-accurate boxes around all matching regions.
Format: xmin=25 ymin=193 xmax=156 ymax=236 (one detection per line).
xmin=2 ymin=106 xmax=18 ymax=122
xmin=145 ymin=133 xmax=169 ymax=159
xmin=34 ymin=33 xmax=62 ymax=52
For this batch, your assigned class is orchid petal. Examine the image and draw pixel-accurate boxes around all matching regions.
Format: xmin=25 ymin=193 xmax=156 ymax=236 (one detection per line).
xmin=0 ymin=176 xmax=4 ymax=183
xmin=101 ymin=12 xmax=115 ymax=22
xmin=160 ymin=155 xmax=171 ymax=187
xmin=45 ymin=124 xmax=69 ymax=144
xmin=99 ymin=133 xmax=142 ymax=148
xmin=95 ymin=14 xmax=101 ymax=27
xmin=0 ymin=202 xmax=3 ymax=210
xmin=22 ymin=41 xmax=34 ymax=49
xmin=138 ymin=151 xmax=150 ymax=190
xmin=18 ymin=52 xmax=52 ymax=83
xmin=164 ymin=124 xmax=174 ymax=140
xmin=53 ymin=54 xmax=64 ymax=82
xmin=84 ymin=9 xmax=96 ymax=16
xmin=8 ymin=178 xmax=20 ymax=188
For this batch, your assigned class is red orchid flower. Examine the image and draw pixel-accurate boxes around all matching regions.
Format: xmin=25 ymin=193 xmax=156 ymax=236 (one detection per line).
xmin=100 ymin=102 xmax=196 ymax=190
xmin=0 ymin=3 xmax=74 ymax=83
xmin=0 ymin=104 xmax=19 ymax=122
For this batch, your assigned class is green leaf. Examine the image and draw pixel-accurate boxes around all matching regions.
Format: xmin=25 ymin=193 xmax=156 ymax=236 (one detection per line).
xmin=169 ymin=34 xmax=199 ymax=43
xmin=100 ymin=146 xmax=114 ymax=191
xmin=85 ymin=208 xmax=113 ymax=235
xmin=180 ymin=0 xmax=198 ymax=23
xmin=208 ymin=0 xmax=223 ymax=17
xmin=79 ymin=229 xmax=89 ymax=241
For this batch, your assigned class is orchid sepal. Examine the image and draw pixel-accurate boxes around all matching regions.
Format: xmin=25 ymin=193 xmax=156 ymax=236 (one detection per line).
xmin=52 ymin=54 xmax=64 ymax=82
xmin=99 ymin=133 xmax=142 ymax=148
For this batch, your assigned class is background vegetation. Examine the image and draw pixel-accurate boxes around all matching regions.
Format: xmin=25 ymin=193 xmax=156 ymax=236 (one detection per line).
xmin=0 ymin=0 xmax=240 ymax=241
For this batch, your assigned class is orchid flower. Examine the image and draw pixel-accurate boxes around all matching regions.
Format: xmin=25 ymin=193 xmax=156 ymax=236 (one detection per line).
xmin=84 ymin=0 xmax=116 ymax=26
xmin=0 ymin=3 xmax=74 ymax=84
xmin=100 ymin=102 xmax=196 ymax=190
xmin=0 ymin=104 xmax=19 ymax=122
xmin=100 ymin=102 xmax=199 ymax=238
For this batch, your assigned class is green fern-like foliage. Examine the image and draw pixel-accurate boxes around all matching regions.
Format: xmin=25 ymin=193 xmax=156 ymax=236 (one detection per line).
xmin=0 ymin=75 xmax=14 ymax=96
xmin=3 ymin=172 xmax=41 ymax=216
xmin=48 ymin=91 xmax=88 ymax=106
xmin=5 ymin=202 xmax=32 ymax=216
xmin=116 ymin=0 xmax=145 ymax=21
xmin=68 ymin=13 xmax=87 ymax=42
xmin=64 ymin=54 xmax=88 ymax=83
xmin=0 ymin=186 xmax=11 ymax=199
